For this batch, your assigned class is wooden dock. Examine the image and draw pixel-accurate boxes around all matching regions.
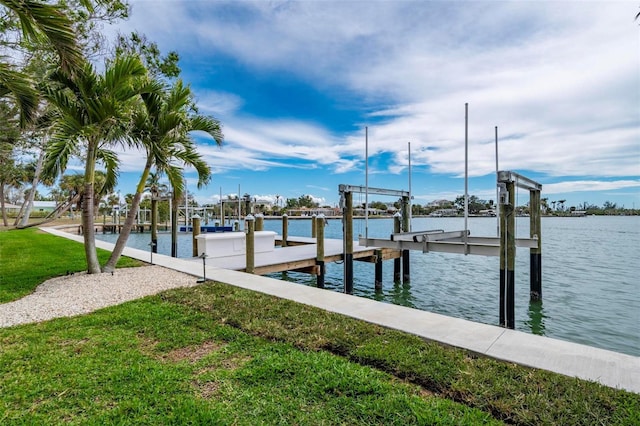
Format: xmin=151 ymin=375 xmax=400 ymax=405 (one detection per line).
xmin=196 ymin=236 xmax=400 ymax=275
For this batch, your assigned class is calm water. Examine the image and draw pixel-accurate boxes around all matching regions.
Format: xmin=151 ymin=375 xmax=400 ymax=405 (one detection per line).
xmin=96 ymin=215 xmax=640 ymax=357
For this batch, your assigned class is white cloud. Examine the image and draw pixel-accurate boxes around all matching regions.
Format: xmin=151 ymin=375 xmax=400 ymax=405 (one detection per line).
xmin=543 ymin=180 xmax=640 ymax=195
xmin=106 ymin=1 xmax=639 ymax=206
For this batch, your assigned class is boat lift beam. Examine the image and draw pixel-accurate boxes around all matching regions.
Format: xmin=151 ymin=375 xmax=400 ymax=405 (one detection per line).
xmin=360 ymin=235 xmax=538 ymax=257
xmin=338 ymin=184 xmax=409 ymax=198
xmin=497 ymin=170 xmax=542 ymax=191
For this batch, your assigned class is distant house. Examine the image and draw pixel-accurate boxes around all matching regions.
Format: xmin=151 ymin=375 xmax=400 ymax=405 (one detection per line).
xmin=427 ymin=199 xmax=451 ymax=208
xmin=286 ymin=207 xmax=340 ymax=217
xmin=32 ymin=201 xmax=57 ymax=212
xmin=2 ymin=203 xmax=22 ymax=214
xmin=479 ymin=209 xmax=497 ymax=217
xmin=429 ymin=208 xmax=458 ymax=217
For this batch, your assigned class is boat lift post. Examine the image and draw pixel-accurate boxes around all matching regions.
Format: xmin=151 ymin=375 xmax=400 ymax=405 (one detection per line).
xmin=498 ymin=170 xmax=543 ymax=328
xmin=340 ymin=184 xmax=410 ymax=294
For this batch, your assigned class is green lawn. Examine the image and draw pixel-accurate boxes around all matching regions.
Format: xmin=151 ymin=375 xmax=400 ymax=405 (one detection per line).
xmin=0 ymin=228 xmax=638 ymax=425
xmin=0 ymin=228 xmax=142 ymax=303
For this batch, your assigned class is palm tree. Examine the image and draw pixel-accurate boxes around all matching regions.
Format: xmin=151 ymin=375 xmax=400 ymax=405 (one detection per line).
xmin=102 ymin=78 xmax=223 ymax=271
xmin=42 ymin=55 xmax=148 ymax=273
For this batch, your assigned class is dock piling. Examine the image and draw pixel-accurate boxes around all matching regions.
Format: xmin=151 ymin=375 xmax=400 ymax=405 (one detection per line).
xmin=530 ymin=189 xmax=542 ymax=300
xmin=256 ymin=213 xmax=264 ymax=231
xmin=393 ymin=213 xmax=401 ymax=283
xmin=401 ymin=196 xmax=411 ymax=284
xmin=316 ymin=214 xmax=325 ymax=288
xmin=245 ymin=215 xmax=255 ymax=274
xmin=151 ymin=196 xmax=158 ymax=253
xmin=344 ymin=191 xmax=354 ymax=294
xmin=192 ymin=215 xmax=201 ymax=257
xmin=499 ymin=180 xmax=516 ymax=328
xmin=311 ymin=214 xmax=317 ymax=238
xmin=282 ymin=214 xmax=288 ymax=247
xmin=375 ymin=249 xmax=383 ymax=291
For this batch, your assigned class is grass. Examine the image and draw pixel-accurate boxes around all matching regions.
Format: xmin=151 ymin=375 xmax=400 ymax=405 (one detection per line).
xmin=0 ymin=228 xmax=142 ymax=302
xmin=1 ymin=228 xmax=639 ymax=425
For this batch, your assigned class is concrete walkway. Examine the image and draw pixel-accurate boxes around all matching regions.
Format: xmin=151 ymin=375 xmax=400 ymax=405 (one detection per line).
xmin=42 ymin=227 xmax=640 ymax=394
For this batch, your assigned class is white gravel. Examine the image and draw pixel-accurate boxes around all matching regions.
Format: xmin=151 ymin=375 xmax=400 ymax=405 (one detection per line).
xmin=0 ymin=266 xmax=201 ymax=328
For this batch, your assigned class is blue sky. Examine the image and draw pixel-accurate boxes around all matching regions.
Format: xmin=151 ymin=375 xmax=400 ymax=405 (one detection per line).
xmin=102 ymin=0 xmax=639 ymax=209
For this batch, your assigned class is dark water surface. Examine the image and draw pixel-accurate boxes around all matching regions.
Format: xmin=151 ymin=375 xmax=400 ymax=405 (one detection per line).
xmin=97 ymin=215 xmax=640 ymax=357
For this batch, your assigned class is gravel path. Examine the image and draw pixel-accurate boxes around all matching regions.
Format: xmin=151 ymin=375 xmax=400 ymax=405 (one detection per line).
xmin=0 ymin=266 xmax=200 ymax=328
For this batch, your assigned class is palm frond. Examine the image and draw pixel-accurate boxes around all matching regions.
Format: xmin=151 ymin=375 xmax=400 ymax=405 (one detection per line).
xmin=189 ymin=115 xmax=224 ymax=146
xmin=42 ymin=134 xmax=79 ymax=180
xmin=0 ymin=62 xmax=38 ymax=126
xmin=96 ymin=149 xmax=120 ymax=194
xmin=2 ymin=0 xmax=85 ymax=74
xmin=164 ymin=165 xmax=184 ymax=198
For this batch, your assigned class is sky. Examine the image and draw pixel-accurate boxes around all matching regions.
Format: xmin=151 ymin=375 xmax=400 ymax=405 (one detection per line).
xmin=100 ymin=0 xmax=639 ymax=209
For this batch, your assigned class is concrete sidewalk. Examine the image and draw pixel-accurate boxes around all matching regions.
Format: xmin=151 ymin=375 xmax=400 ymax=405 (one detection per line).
xmin=43 ymin=227 xmax=640 ymax=394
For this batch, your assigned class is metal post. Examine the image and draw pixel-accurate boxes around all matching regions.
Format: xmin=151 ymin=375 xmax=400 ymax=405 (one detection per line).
xmin=530 ymin=189 xmax=542 ymax=300
xmin=149 ymin=241 xmax=155 ymax=265
xmin=365 ymin=126 xmax=369 ymax=240
xmin=464 ymin=102 xmax=469 ymax=254
xmin=245 ymin=214 xmax=255 ymax=274
xmin=499 ymin=180 xmax=516 ymax=328
xmin=495 ymin=126 xmax=500 ymax=236
xmin=316 ymin=214 xmax=325 ymax=288
xmin=282 ymin=214 xmax=288 ymax=247
xmin=344 ymin=191 xmax=354 ymax=294
xmin=408 ymin=141 xmax=412 ymax=231
xmin=197 ymin=253 xmax=208 ymax=283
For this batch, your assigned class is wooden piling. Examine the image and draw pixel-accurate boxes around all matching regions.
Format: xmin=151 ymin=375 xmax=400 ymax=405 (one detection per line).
xmin=375 ymin=249 xmax=383 ymax=291
xmin=255 ymin=213 xmax=264 ymax=231
xmin=311 ymin=214 xmax=317 ymax=238
xmin=401 ymin=196 xmax=410 ymax=284
xmin=393 ymin=213 xmax=401 ymax=283
xmin=282 ymin=214 xmax=288 ymax=247
xmin=171 ymin=193 xmax=178 ymax=257
xmin=344 ymin=191 xmax=354 ymax=294
xmin=316 ymin=214 xmax=325 ymax=288
xmin=245 ymin=215 xmax=255 ymax=274
xmin=499 ymin=180 xmax=516 ymax=329
xmin=530 ymin=189 xmax=542 ymax=300
xmin=192 ymin=215 xmax=201 ymax=257
xmin=151 ymin=197 xmax=158 ymax=253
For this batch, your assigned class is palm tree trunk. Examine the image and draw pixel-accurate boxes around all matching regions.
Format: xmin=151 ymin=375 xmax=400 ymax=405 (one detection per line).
xmin=0 ymin=184 xmax=8 ymax=227
xmin=16 ymin=145 xmax=46 ymax=228
xmin=19 ymin=194 xmax=79 ymax=228
xmin=102 ymin=190 xmax=143 ymax=272
xmin=103 ymin=162 xmax=152 ymax=272
xmin=83 ymin=144 xmax=101 ymax=274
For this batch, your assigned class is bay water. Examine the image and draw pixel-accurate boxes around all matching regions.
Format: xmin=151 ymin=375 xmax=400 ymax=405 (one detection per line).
xmin=96 ymin=215 xmax=640 ymax=357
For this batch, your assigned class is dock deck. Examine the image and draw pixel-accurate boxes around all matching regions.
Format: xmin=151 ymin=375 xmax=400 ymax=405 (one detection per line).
xmin=195 ymin=236 xmax=399 ymax=275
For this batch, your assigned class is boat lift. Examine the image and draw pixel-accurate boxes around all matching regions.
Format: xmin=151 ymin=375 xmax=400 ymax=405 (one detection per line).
xmin=340 ymin=170 xmax=543 ymax=329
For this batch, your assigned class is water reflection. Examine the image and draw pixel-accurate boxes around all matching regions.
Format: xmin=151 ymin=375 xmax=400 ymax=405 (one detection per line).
xmin=526 ymin=300 xmax=546 ymax=335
